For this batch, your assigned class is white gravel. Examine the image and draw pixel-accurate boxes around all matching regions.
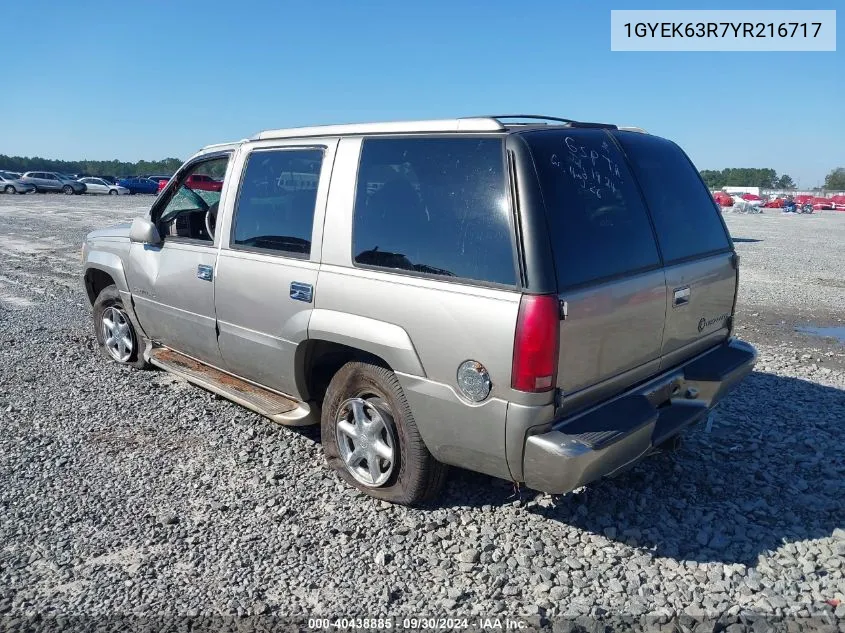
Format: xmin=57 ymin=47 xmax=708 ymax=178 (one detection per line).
xmin=0 ymin=195 xmax=843 ymax=631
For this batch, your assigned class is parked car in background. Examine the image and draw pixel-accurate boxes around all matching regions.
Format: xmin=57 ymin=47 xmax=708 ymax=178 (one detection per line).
xmin=730 ymin=193 xmax=764 ymax=209
xmin=830 ymin=195 xmax=845 ymax=210
xmin=116 ymin=176 xmax=158 ymax=195
xmin=763 ymin=197 xmax=785 ymax=208
xmin=186 ymin=173 xmax=223 ymax=192
xmin=0 ymin=171 xmax=35 ymax=194
xmin=144 ymin=175 xmax=172 ymax=186
xmin=19 ymin=171 xmax=87 ymax=194
xmin=713 ymin=191 xmax=733 ymax=207
xmin=811 ymin=197 xmax=833 ymax=211
xmin=156 ymin=174 xmax=223 ymax=194
xmin=82 ymin=115 xmax=756 ymax=505
xmin=79 ymin=177 xmax=130 ymax=195
xmin=0 ymin=171 xmax=36 ymax=194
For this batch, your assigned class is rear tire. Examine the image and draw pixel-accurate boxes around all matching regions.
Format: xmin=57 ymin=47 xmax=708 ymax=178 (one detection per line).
xmin=4 ymin=185 xmax=14 ymax=194
xmin=63 ymin=185 xmax=73 ymax=195
xmin=321 ymin=361 xmax=447 ymax=505
xmin=92 ymin=285 xmax=148 ymax=369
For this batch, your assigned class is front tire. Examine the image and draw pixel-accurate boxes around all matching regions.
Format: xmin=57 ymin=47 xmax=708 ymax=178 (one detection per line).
xmin=109 ymin=189 xmax=118 ymax=195
xmin=321 ymin=362 xmax=447 ymax=505
xmin=63 ymin=185 xmax=74 ymax=195
xmin=93 ymin=285 xmax=148 ymax=369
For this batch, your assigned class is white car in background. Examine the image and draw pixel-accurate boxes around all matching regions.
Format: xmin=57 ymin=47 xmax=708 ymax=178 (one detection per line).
xmin=730 ymin=193 xmax=764 ymax=213
xmin=78 ymin=177 xmax=129 ymax=195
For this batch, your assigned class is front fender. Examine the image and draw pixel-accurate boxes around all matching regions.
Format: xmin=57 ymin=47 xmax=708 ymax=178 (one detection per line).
xmin=84 ymin=250 xmax=129 ymax=294
xmin=307 ymin=309 xmax=425 ymax=377
xmin=84 ymin=248 xmax=149 ymax=340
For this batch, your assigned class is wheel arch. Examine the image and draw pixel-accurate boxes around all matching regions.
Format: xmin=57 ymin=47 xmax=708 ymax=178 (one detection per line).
xmin=296 ymin=310 xmax=426 ymax=403
xmin=83 ymin=251 xmax=130 ymax=305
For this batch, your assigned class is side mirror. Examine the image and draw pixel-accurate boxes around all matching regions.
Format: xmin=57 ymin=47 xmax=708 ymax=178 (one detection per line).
xmin=129 ymin=217 xmax=162 ymax=245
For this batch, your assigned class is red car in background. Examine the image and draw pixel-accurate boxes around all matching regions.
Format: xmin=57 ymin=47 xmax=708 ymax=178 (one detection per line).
xmin=186 ymin=174 xmax=223 ymax=192
xmin=811 ymin=197 xmax=834 ymax=211
xmin=713 ymin=191 xmax=734 ymax=207
xmin=741 ymin=193 xmax=763 ymax=202
xmin=156 ymin=173 xmax=223 ymax=194
xmin=764 ymin=197 xmax=785 ymax=208
xmin=831 ymin=195 xmax=845 ymax=210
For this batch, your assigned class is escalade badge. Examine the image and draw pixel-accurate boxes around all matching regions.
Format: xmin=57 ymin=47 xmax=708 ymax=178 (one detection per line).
xmin=698 ymin=314 xmax=729 ymax=333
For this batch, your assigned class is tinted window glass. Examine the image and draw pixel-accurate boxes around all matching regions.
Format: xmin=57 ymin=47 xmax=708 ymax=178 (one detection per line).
xmin=612 ymin=132 xmax=731 ymax=262
xmin=232 ymin=149 xmax=323 ymax=257
xmin=523 ymin=129 xmax=660 ymax=289
xmin=353 ymin=137 xmax=515 ymax=286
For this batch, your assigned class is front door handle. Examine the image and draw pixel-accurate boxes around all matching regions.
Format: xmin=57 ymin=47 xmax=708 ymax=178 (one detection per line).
xmin=290 ymin=281 xmax=313 ymax=303
xmin=673 ymin=286 xmax=690 ymax=306
xmin=197 ymin=264 xmax=213 ymax=281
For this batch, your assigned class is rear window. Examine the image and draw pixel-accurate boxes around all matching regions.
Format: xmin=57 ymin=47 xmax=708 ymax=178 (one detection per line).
xmin=523 ymin=129 xmax=661 ymax=289
xmin=612 ymin=131 xmax=730 ymax=262
xmin=352 ymin=137 xmax=516 ymax=286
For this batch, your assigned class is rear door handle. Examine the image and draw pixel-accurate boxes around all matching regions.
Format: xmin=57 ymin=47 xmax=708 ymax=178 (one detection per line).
xmin=197 ymin=264 xmax=213 ymax=281
xmin=673 ymin=286 xmax=690 ymax=306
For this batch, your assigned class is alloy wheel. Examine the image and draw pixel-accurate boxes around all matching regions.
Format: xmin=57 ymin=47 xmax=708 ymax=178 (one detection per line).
xmin=335 ymin=397 xmax=396 ymax=487
xmin=101 ymin=306 xmax=134 ymax=363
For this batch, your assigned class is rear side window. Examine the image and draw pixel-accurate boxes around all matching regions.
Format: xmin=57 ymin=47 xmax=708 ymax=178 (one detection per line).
xmin=352 ymin=137 xmax=515 ymax=286
xmin=231 ymin=148 xmax=324 ymax=257
xmin=523 ymin=129 xmax=660 ymax=289
xmin=613 ymin=131 xmax=730 ymax=262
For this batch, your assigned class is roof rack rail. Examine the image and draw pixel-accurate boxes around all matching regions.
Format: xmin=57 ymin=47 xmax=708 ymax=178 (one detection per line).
xmin=478 ymin=115 xmax=617 ymax=130
xmin=483 ymin=114 xmax=577 ymax=125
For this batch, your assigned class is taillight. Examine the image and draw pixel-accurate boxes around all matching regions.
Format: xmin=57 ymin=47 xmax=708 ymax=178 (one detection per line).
xmin=511 ymin=294 xmax=560 ymax=392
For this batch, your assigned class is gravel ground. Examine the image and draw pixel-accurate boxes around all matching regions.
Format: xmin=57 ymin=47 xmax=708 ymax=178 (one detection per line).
xmin=0 ymin=195 xmax=843 ymax=631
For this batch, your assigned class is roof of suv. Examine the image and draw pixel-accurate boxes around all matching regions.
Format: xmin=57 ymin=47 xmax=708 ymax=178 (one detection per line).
xmin=197 ymin=116 xmax=647 ymax=154
xmin=248 ymin=115 xmax=645 ymax=142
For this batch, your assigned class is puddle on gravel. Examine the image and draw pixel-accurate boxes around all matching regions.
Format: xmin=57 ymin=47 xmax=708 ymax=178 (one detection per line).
xmin=795 ymin=325 xmax=845 ymax=344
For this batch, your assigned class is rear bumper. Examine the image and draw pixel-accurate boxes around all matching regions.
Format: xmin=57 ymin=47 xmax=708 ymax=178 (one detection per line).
xmin=522 ymin=338 xmax=757 ymax=494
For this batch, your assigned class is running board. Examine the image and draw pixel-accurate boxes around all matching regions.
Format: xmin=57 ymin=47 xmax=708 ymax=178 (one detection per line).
xmin=148 ymin=348 xmax=317 ymax=426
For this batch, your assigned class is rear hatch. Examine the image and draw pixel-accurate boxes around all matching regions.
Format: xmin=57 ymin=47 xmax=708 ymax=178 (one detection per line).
xmin=521 ymin=128 xmax=668 ymax=413
xmin=611 ymin=131 xmax=736 ymax=367
xmin=520 ymin=128 xmax=736 ymax=412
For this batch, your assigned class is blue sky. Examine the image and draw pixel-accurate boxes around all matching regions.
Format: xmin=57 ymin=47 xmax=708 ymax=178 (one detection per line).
xmin=2 ymin=0 xmax=841 ymax=186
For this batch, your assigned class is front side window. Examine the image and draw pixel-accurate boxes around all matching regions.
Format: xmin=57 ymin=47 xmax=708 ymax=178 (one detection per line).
xmin=352 ymin=137 xmax=515 ymax=286
xmin=612 ymin=131 xmax=731 ymax=262
xmin=231 ymin=148 xmax=324 ymax=257
xmin=155 ymin=156 xmax=230 ymax=243
xmin=523 ymin=129 xmax=661 ymax=289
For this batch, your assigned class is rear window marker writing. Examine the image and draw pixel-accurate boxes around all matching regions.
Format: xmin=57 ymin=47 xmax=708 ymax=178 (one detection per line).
xmin=550 ymin=137 xmax=624 ymax=200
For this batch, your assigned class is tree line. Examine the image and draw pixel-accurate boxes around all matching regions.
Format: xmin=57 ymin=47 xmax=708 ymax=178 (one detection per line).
xmin=700 ymin=168 xmax=796 ymax=190
xmin=0 ymin=154 xmax=183 ymax=178
xmin=3 ymin=153 xmax=844 ymax=191
xmin=699 ymin=167 xmax=845 ymax=191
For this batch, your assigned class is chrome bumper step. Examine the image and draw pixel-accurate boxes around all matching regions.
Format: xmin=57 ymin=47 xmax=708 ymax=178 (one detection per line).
xmin=522 ymin=339 xmax=757 ymax=494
